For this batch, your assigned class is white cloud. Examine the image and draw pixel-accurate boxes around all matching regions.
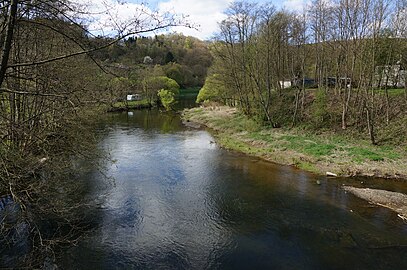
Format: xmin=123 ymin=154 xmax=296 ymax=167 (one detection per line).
xmin=72 ymin=0 xmax=173 ymax=36
xmin=282 ymin=0 xmax=310 ymax=12
xmin=158 ymin=0 xmax=233 ymax=40
xmin=70 ymin=0 xmax=232 ymax=39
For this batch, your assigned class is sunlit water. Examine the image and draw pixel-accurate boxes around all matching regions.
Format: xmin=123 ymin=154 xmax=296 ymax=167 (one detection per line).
xmin=55 ymin=107 xmax=407 ymax=269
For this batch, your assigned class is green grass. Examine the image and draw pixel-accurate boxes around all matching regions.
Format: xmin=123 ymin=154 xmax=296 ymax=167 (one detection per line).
xmin=210 ymin=114 xmax=260 ymax=133
xmin=297 ymin=161 xmax=319 ymax=173
xmin=375 ymin=88 xmax=406 ymax=96
xmin=217 ymin=135 xmax=267 ymax=156
xmin=112 ymin=99 xmax=152 ymax=109
xmin=249 ymin=132 xmax=336 ymax=157
xmin=280 ymin=135 xmax=336 ymax=157
xmin=248 ymin=127 xmax=403 ymax=163
xmin=347 ymin=147 xmax=384 ymax=162
xmin=344 ymin=145 xmax=400 ymax=163
xmin=183 ymin=106 xmax=407 ymax=178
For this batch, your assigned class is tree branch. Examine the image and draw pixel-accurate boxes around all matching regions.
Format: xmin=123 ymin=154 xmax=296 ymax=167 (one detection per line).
xmin=7 ymin=23 xmax=185 ymax=68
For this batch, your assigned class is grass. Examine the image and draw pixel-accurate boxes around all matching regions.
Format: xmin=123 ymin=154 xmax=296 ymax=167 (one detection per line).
xmin=183 ymin=106 xmax=407 ymax=178
xmin=375 ymin=88 xmax=406 ymax=96
xmin=112 ymin=99 xmax=152 ymax=109
xmin=297 ymin=161 xmax=319 ymax=173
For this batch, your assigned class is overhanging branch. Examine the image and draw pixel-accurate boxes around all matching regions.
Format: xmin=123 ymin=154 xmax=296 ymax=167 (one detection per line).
xmin=7 ymin=23 xmax=186 ymax=68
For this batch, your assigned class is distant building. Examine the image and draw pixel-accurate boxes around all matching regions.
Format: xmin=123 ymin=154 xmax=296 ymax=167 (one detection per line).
xmin=127 ymin=94 xmax=143 ymax=101
xmin=143 ymin=56 xmax=153 ymax=65
xmin=374 ymin=64 xmax=406 ymax=88
xmin=279 ymin=80 xmax=292 ymax=89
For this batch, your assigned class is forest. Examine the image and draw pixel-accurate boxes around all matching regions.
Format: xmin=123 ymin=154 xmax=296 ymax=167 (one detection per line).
xmin=199 ymin=0 xmax=407 ymax=146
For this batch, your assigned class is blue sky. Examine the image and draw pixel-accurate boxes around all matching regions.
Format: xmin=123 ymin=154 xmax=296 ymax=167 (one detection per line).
xmin=76 ymin=0 xmax=310 ymax=40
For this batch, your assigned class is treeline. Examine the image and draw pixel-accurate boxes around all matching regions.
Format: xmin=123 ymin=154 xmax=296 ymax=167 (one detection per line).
xmin=93 ymin=34 xmax=213 ymax=89
xmin=84 ymin=34 xmax=213 ymax=111
xmin=200 ymin=0 xmax=407 ymax=145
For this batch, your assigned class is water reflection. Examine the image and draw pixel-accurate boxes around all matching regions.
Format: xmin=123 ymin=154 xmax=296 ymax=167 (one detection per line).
xmin=60 ymin=109 xmax=407 ymax=269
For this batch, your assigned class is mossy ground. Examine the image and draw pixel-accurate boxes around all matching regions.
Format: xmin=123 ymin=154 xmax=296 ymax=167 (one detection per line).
xmin=183 ymin=106 xmax=407 ymax=179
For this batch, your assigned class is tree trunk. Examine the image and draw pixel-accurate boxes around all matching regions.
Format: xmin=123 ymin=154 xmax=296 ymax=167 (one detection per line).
xmin=0 ymin=0 xmax=19 ymax=88
xmin=366 ymin=106 xmax=376 ymax=145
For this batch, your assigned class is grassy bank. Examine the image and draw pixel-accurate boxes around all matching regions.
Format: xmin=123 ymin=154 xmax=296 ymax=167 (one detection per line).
xmin=182 ymin=106 xmax=407 ymax=179
xmin=109 ymin=99 xmax=154 ymax=112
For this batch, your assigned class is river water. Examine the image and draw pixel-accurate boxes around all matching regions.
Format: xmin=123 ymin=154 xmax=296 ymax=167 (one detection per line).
xmin=57 ymin=104 xmax=407 ymax=269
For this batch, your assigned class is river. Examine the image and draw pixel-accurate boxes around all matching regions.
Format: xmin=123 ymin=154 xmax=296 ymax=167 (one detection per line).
xmin=51 ymin=100 xmax=407 ymax=269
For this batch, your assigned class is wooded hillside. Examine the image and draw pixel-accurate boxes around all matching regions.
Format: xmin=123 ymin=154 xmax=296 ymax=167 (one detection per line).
xmin=200 ymin=0 xmax=407 ymax=146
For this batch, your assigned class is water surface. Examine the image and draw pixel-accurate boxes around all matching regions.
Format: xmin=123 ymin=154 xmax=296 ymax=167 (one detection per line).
xmin=60 ymin=108 xmax=407 ymax=269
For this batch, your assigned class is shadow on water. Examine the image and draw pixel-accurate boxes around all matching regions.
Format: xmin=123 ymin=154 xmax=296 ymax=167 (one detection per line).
xmin=57 ymin=104 xmax=407 ymax=269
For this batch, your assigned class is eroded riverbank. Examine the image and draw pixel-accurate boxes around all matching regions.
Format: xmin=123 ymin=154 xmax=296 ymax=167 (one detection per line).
xmin=182 ymin=106 xmax=407 ymax=180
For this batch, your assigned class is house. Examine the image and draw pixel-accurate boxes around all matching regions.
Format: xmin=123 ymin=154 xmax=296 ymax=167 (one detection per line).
xmin=374 ymin=64 xmax=406 ymax=88
xmin=279 ymin=80 xmax=292 ymax=89
xmin=126 ymin=94 xmax=143 ymax=101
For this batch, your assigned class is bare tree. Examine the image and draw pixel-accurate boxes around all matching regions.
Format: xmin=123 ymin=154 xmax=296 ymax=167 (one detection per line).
xmin=0 ymin=0 xmax=189 ymax=267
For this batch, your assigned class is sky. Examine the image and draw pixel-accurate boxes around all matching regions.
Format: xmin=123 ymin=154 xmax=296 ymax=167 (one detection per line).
xmin=74 ymin=0 xmax=310 ymax=40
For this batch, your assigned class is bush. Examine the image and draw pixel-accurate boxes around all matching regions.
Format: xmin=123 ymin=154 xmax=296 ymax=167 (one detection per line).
xmin=196 ymin=74 xmax=225 ymax=103
xmin=145 ymin=76 xmax=180 ymax=95
xmin=158 ymin=89 xmax=176 ymax=111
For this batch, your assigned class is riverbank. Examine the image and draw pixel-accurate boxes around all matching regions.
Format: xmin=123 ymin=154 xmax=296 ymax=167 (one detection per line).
xmin=343 ymin=187 xmax=407 ymax=220
xmin=182 ymin=106 xmax=407 ymax=180
xmin=108 ymin=100 xmax=154 ymax=112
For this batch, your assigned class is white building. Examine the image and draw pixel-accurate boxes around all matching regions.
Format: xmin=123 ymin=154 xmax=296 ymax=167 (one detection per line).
xmin=374 ymin=65 xmax=406 ymax=88
xmin=126 ymin=94 xmax=143 ymax=101
xmin=279 ymin=80 xmax=292 ymax=89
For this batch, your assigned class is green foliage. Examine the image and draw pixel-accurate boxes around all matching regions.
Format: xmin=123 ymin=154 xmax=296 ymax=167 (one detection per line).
xmin=110 ymin=77 xmax=134 ymax=89
xmin=93 ymin=33 xmax=212 ymax=88
xmin=177 ymin=87 xmax=201 ymax=98
xmin=158 ymin=89 xmax=176 ymax=111
xmin=267 ymin=90 xmax=296 ymax=127
xmin=196 ymin=74 xmax=225 ymax=103
xmin=165 ymin=51 xmax=175 ymax=63
xmin=109 ymin=44 xmax=126 ymax=61
xmin=164 ymin=63 xmax=184 ymax=87
xmin=144 ymin=76 xmax=180 ymax=95
xmin=108 ymin=77 xmax=137 ymax=102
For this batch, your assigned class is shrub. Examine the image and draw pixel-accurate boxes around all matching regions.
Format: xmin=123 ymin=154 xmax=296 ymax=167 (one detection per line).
xmin=158 ymin=89 xmax=176 ymax=111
